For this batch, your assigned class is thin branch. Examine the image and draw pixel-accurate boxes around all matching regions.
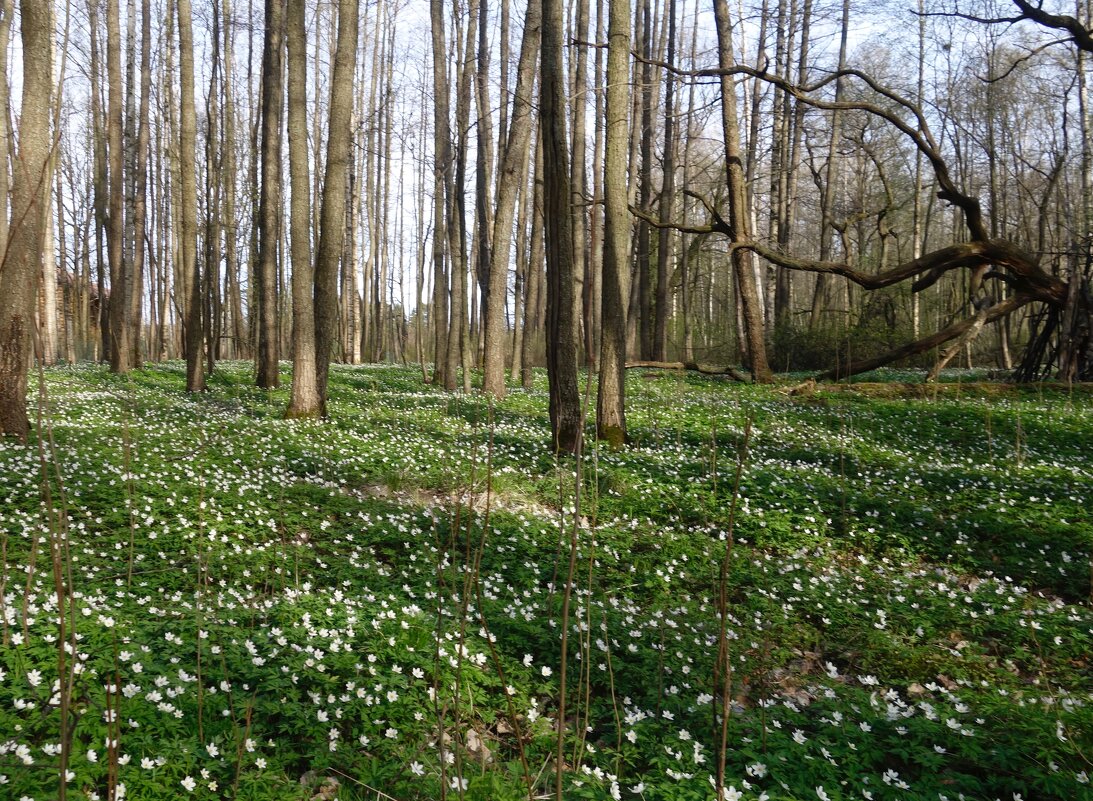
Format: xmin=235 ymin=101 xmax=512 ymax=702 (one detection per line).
xmin=636 ymin=54 xmax=991 ymax=242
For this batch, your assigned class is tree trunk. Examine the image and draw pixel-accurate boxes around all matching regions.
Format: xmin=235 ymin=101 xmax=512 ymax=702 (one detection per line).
xmin=473 ymin=0 xmax=494 ymax=369
xmin=178 ymin=0 xmax=204 ymax=391
xmin=808 ymin=0 xmax=848 ymax=328
xmin=444 ymin=0 xmax=474 ymax=391
xmin=521 ymin=132 xmax=545 ymax=390
xmin=205 ymin=0 xmax=223 ymax=376
xmin=482 ymin=0 xmax=541 ymax=397
xmin=256 ymin=0 xmax=284 ymax=388
xmin=313 ymin=0 xmax=359 ymax=412
xmin=106 ymin=0 xmax=130 ymax=372
xmin=222 ymin=0 xmax=244 ymax=359
xmin=285 ymin=0 xmax=319 ymax=416
xmin=653 ymin=0 xmax=677 ymax=362
xmin=541 ymin=0 xmax=581 ymax=452
xmin=0 ymin=0 xmax=51 ymax=439
xmin=636 ymin=0 xmax=654 ymax=359
xmin=0 ymin=0 xmax=12 ymax=254
xmin=712 ymin=0 xmax=772 ymax=381
xmin=570 ymin=0 xmax=590 ymax=364
xmin=597 ymin=0 xmax=631 ymax=447
xmin=429 ymin=0 xmax=450 ymax=385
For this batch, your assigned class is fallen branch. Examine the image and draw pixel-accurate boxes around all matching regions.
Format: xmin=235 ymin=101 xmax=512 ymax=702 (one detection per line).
xmin=625 ymin=360 xmax=751 ymax=382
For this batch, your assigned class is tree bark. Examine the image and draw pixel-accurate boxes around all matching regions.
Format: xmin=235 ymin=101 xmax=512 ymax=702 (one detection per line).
xmin=0 ymin=0 xmax=12 ymax=254
xmin=178 ymin=0 xmax=204 ymax=391
xmin=285 ymin=0 xmax=319 ymax=416
xmin=654 ymin=0 xmax=677 ymax=361
xmin=0 ymin=0 xmax=51 ymax=439
xmin=429 ymin=0 xmax=451 ymax=385
xmin=482 ymin=0 xmax=541 ymax=397
xmin=313 ymin=0 xmax=359 ymax=412
xmin=256 ymin=0 xmax=284 ymax=388
xmin=712 ymin=0 xmax=772 ymax=382
xmin=597 ymin=0 xmax=631 ymax=447
xmin=541 ymin=0 xmax=581 ymax=452
xmin=106 ymin=0 xmax=130 ymax=372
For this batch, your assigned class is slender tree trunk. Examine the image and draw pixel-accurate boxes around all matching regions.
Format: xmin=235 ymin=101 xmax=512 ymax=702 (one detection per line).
xmin=911 ymin=0 xmax=925 ymax=340
xmin=89 ymin=2 xmax=110 ymax=362
xmin=636 ymin=0 xmax=654 ymax=359
xmin=482 ymin=0 xmax=541 ymax=397
xmin=285 ymin=0 xmax=319 ymax=415
xmin=222 ymin=0 xmax=243 ymax=359
xmin=809 ymin=0 xmax=847 ymax=328
xmin=510 ymin=128 xmax=534 ymax=382
xmin=106 ymin=0 xmax=130 ymax=372
xmin=205 ymin=0 xmax=224 ymax=375
xmin=521 ymin=133 xmax=545 ymax=389
xmin=570 ymin=0 xmax=590 ymax=363
xmin=653 ymin=0 xmax=677 ymax=361
xmin=541 ymin=0 xmax=581 ymax=452
xmin=597 ymin=0 xmax=631 ymax=446
xmin=39 ymin=153 xmax=57 ymax=365
xmin=256 ymin=0 xmax=284 ymax=388
xmin=429 ymin=0 xmax=450 ymax=385
xmin=474 ymin=0 xmax=494 ymax=363
xmin=313 ymin=0 xmax=359 ymax=412
xmin=126 ymin=0 xmax=151 ymax=366
xmin=713 ymin=0 xmax=771 ymax=381
xmin=178 ymin=0 xmax=204 ymax=390
xmin=587 ymin=0 xmax=605 ymax=366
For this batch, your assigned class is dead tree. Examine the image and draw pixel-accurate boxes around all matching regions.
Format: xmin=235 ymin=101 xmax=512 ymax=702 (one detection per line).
xmin=638 ymin=60 xmax=1090 ymax=381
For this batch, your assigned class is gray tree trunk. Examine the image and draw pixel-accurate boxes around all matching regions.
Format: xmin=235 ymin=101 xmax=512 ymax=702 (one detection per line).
xmin=429 ymin=0 xmax=451 ymax=385
xmin=285 ymin=0 xmax=319 ymax=416
xmin=596 ymin=0 xmax=631 ymax=447
xmin=482 ymin=0 xmax=541 ymax=397
xmin=0 ymin=0 xmax=51 ymax=438
xmin=313 ymin=0 xmax=359 ymax=412
xmin=713 ymin=0 xmax=772 ymax=381
xmin=256 ymin=0 xmax=284 ymax=388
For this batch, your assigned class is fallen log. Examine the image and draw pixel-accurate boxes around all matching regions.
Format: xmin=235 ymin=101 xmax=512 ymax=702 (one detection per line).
xmin=625 ymin=360 xmax=751 ymax=382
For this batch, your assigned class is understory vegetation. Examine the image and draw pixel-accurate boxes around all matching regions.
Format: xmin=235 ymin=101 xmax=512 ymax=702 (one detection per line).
xmin=1 ymin=363 xmax=1091 ymax=801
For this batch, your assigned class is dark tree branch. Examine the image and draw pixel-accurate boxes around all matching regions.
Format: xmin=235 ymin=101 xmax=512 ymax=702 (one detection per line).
xmin=1011 ymin=0 xmax=1093 ymax=53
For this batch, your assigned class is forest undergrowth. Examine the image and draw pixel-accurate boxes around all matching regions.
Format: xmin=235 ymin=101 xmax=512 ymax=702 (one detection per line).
xmin=1 ymin=362 xmax=1091 ymax=801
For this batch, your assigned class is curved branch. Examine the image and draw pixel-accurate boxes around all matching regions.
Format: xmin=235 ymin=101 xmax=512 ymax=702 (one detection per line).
xmin=743 ymin=239 xmax=1065 ymax=304
xmin=629 ymin=203 xmax=723 ymax=236
xmin=639 ymin=54 xmax=990 ymax=241
xmin=1011 ymin=0 xmax=1093 ymax=53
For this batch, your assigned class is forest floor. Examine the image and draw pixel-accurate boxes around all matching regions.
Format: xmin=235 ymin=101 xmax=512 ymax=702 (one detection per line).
xmin=2 ymin=362 xmax=1092 ymax=801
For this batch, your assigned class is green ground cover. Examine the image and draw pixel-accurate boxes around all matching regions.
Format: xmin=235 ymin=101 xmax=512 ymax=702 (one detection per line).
xmin=1 ymin=362 xmax=1091 ymax=801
